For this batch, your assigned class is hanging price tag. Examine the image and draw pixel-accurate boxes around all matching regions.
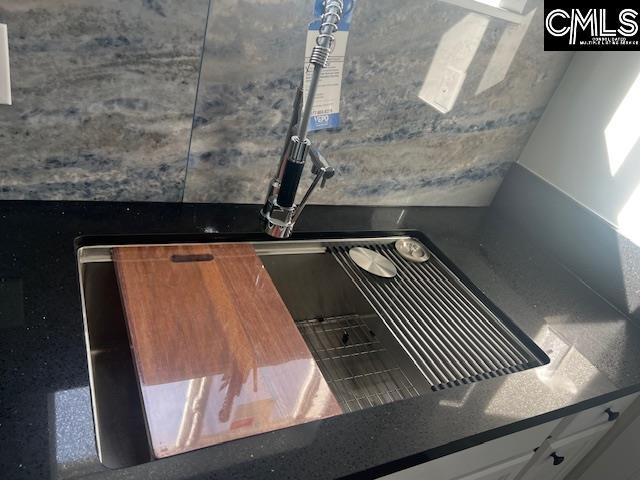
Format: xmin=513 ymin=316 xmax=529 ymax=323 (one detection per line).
xmin=303 ymin=0 xmax=356 ymax=131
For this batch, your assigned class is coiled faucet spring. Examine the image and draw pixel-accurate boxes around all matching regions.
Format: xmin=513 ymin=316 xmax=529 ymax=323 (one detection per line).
xmin=310 ymin=0 xmax=344 ymax=68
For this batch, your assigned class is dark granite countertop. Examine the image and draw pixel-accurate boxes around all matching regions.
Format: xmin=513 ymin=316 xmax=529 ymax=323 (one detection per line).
xmin=2 ymin=201 xmax=640 ymax=480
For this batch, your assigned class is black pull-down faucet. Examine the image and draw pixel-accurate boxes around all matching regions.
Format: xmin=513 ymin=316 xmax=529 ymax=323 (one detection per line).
xmin=260 ymin=0 xmax=343 ymax=238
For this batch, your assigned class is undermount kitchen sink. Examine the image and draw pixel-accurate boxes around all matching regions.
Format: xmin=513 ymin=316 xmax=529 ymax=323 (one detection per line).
xmin=77 ymin=233 xmax=549 ymax=468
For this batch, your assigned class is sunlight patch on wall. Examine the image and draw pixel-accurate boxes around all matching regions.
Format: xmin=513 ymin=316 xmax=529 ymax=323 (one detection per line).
xmin=419 ymin=13 xmax=490 ymax=113
xmin=618 ymin=182 xmax=640 ymax=247
xmin=476 ymin=8 xmax=535 ymax=94
xmin=438 ymin=0 xmax=528 ymax=23
xmin=605 ymin=71 xmax=640 ymax=176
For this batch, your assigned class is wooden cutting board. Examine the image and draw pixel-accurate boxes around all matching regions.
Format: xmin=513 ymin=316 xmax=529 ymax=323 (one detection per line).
xmin=113 ymin=243 xmax=342 ymax=458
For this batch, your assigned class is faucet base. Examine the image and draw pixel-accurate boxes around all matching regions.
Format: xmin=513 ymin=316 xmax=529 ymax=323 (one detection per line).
xmin=260 ymin=199 xmax=296 ymax=239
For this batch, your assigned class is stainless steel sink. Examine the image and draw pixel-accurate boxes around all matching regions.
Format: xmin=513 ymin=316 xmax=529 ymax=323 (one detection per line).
xmin=260 ymin=247 xmax=433 ymax=412
xmin=77 ymin=234 xmax=548 ymax=468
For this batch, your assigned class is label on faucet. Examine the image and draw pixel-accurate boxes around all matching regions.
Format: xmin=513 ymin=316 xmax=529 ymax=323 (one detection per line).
xmin=303 ymin=0 xmax=356 ymax=131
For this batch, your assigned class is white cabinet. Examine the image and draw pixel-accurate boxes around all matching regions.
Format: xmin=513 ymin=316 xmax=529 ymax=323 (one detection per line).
xmin=518 ymin=423 xmax=610 ymax=480
xmin=576 ymin=401 xmax=640 ymax=480
xmin=381 ymin=392 xmax=639 ymax=480
xmin=381 ymin=421 xmax=559 ymax=480
xmin=453 ymin=453 xmax=533 ymax=480
xmin=517 ymin=392 xmax=640 ymax=480
xmin=555 ymin=393 xmax=639 ymax=439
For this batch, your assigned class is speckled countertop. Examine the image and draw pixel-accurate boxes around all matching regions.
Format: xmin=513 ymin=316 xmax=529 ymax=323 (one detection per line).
xmin=2 ymin=201 xmax=640 ymax=480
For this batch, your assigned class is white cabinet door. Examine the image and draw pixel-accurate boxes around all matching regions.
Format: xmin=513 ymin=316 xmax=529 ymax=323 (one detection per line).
xmin=556 ymin=393 xmax=639 ymax=439
xmin=519 ymin=423 xmax=610 ymax=480
xmin=578 ymin=406 xmax=640 ymax=480
xmin=454 ymin=453 xmax=533 ymax=480
xmin=381 ymin=420 xmax=558 ymax=480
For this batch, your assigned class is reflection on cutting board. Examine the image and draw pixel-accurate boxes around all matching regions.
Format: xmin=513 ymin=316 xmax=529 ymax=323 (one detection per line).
xmin=142 ymin=359 xmax=334 ymax=457
xmin=113 ymin=244 xmax=342 ymax=458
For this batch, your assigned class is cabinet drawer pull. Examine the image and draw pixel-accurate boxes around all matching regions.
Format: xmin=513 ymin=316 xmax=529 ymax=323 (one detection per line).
xmin=550 ymin=452 xmax=565 ymax=466
xmin=605 ymin=407 xmax=620 ymax=422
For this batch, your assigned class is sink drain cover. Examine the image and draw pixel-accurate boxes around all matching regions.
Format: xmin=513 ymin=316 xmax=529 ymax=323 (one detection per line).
xmin=395 ymin=238 xmax=430 ymax=263
xmin=348 ymin=247 xmax=397 ymax=278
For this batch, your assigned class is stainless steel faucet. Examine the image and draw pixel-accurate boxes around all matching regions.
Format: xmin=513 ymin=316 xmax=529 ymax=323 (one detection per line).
xmin=260 ymin=0 xmax=343 ymax=239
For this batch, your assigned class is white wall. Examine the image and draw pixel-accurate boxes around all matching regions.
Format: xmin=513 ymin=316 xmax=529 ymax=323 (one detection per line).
xmin=517 ymin=52 xmax=640 ymax=246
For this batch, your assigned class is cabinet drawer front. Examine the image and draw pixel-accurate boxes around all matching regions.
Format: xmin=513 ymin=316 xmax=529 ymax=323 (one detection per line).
xmin=381 ymin=420 xmax=559 ymax=480
xmin=559 ymin=393 xmax=639 ymax=439
xmin=520 ymin=424 xmax=610 ymax=480
xmin=454 ymin=452 xmax=533 ymax=480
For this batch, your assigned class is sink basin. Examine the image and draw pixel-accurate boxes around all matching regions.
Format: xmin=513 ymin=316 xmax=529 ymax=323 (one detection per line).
xmin=77 ymin=232 xmax=548 ymax=468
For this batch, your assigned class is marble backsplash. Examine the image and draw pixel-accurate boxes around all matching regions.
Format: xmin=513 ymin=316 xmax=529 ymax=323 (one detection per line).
xmin=183 ymin=0 xmax=572 ymax=205
xmin=0 ymin=0 xmax=208 ymax=201
xmin=0 ymin=0 xmax=572 ymax=205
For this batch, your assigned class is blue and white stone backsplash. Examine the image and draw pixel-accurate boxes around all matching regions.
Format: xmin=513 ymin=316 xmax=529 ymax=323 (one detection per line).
xmin=0 ymin=0 xmax=209 ymax=201
xmin=0 ymin=0 xmax=571 ymax=205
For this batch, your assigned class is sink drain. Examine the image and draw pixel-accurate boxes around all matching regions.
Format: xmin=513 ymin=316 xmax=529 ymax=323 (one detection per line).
xmin=395 ymin=238 xmax=430 ymax=263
